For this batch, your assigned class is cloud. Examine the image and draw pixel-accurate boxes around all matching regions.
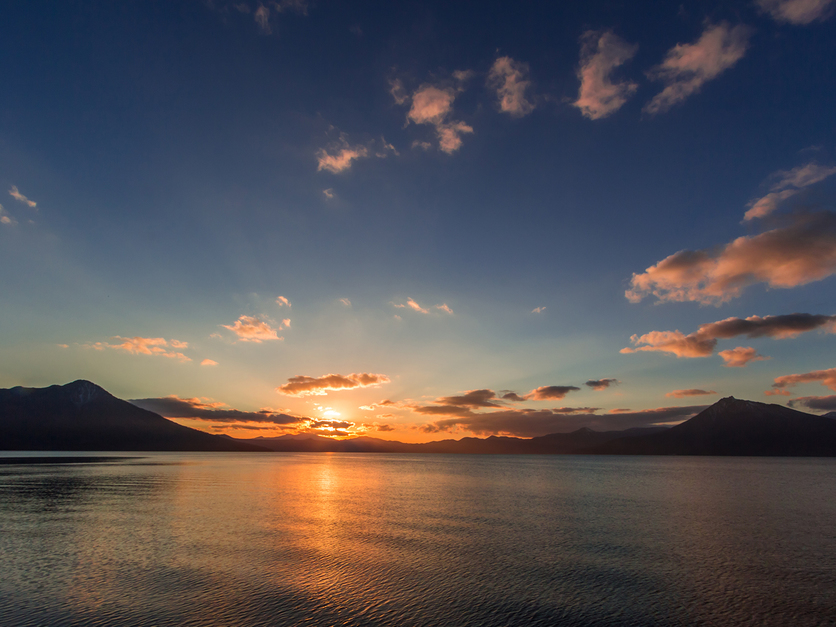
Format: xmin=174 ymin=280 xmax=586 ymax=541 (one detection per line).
xmin=323 ymin=188 xmax=334 ymax=199
xmin=339 ymin=298 xmax=352 ymax=307
xmin=573 ymin=30 xmax=638 ymax=120
xmin=130 ymin=395 xmax=304 ymax=424
xmin=532 ymin=306 xmax=546 ymax=314
xmin=277 ymin=372 xmax=391 ymax=396
xmin=666 ymin=389 xmax=717 ymax=398
xmin=0 ymin=204 xmax=16 ymax=226
xmin=9 ymin=186 xmax=37 ymax=209
xmin=222 ymin=315 xmax=282 ymax=342
xmin=718 ymin=346 xmax=770 ymax=367
xmin=436 ymin=389 xmax=504 ymax=408
xmin=392 ymin=297 xmax=428 ymax=314
xmin=435 ymin=303 xmax=454 ymax=314
xmin=526 ymin=385 xmax=581 ymax=400
xmin=788 ymin=395 xmax=836 ymax=411
xmin=644 ymin=23 xmax=753 ymax=115
xmin=394 ymin=75 xmax=474 ymax=154
xmin=585 ymin=378 xmax=620 ymax=390
xmin=420 ymin=405 xmax=707 ymax=437
xmin=488 ymin=56 xmax=535 ymax=117
xmin=201 ymin=359 xmax=218 ymax=366
xmin=376 ymin=424 xmax=396 ymax=432
xmin=389 ymin=78 xmax=409 ymax=105
xmin=626 ymin=212 xmax=836 ymax=305
xmin=276 ymin=295 xmax=291 ymax=307
xmin=623 ymin=313 xmax=836 ymax=360
xmin=254 ymin=4 xmax=271 ymax=33
xmin=83 ymin=336 xmax=192 ymax=362
xmin=756 ymin=0 xmax=835 ymax=24
xmin=771 ymin=367 xmax=836 ymax=392
xmin=317 ymin=139 xmax=370 ymax=173
xmin=744 ymin=163 xmax=836 ymax=221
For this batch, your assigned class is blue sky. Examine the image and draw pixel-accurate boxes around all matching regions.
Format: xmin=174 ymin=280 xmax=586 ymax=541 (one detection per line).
xmin=2 ymin=0 xmax=836 ymax=441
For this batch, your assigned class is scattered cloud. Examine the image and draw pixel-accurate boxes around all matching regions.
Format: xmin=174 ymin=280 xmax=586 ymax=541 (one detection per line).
xmin=626 ymin=212 xmax=836 ymax=305
xmin=585 ymin=378 xmax=620 ymax=390
xmin=644 ymin=23 xmax=753 ymax=115
xmin=435 ymin=303 xmax=454 ymax=314
xmin=666 ymin=388 xmax=717 ymax=398
xmin=532 ymin=306 xmax=546 ymax=314
xmin=130 ymin=395 xmax=304 ymax=424
xmin=376 ymin=423 xmax=396 ymax=432
xmin=744 ymin=162 xmax=836 ymax=221
xmin=339 ymin=298 xmax=352 ymax=307
xmin=487 ymin=56 xmax=535 ymax=117
xmin=623 ymin=313 xmax=836 ymax=359
xmin=501 ymin=391 xmax=527 ymax=402
xmin=394 ymin=74 xmax=474 ymax=153
xmin=573 ymin=30 xmax=638 ymax=120
xmin=391 ymin=298 xmax=452 ymax=315
xmin=770 ymin=367 xmax=836 ymax=393
xmin=82 ymin=336 xmax=192 ymax=362
xmin=276 ymin=296 xmax=291 ymax=307
xmin=436 ymin=389 xmax=504 ymax=408
xmin=277 ymin=372 xmax=391 ymax=396
xmin=323 ymin=188 xmax=335 ymax=199
xmin=718 ymin=346 xmax=770 ymax=367
xmin=526 ymin=385 xmax=581 ymax=400
xmin=756 ymin=0 xmax=835 ymax=24
xmin=0 ymin=204 xmax=16 ymax=226
xmin=201 ymin=359 xmax=219 ymax=366
xmin=317 ymin=138 xmax=370 ymax=173
xmin=788 ymin=395 xmax=836 ymax=411
xmin=222 ymin=315 xmax=282 ymax=342
xmin=254 ymin=4 xmax=271 ymax=33
xmin=9 ymin=186 xmax=37 ymax=209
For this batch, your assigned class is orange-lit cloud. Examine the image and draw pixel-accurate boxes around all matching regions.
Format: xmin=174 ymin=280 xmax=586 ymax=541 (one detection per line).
xmin=626 ymin=212 xmax=836 ymax=304
xmin=0 ymin=204 xmax=16 ymax=226
xmin=436 ymin=389 xmax=504 ymax=408
xmin=718 ymin=346 xmax=770 ymax=368
xmin=222 ymin=315 xmax=282 ymax=342
xmin=666 ymin=388 xmax=717 ymax=398
xmin=276 ymin=295 xmax=291 ymax=307
xmin=9 ymin=185 xmax=37 ymax=208
xmin=277 ymin=372 xmax=391 ymax=396
xmin=317 ymin=139 xmax=370 ymax=173
xmin=395 ymin=74 xmax=474 ymax=154
xmin=532 ymin=306 xmax=546 ymax=314
xmin=744 ymin=163 xmax=836 ymax=221
xmin=788 ymin=395 xmax=836 ymax=411
xmin=86 ymin=336 xmax=192 ymax=362
xmin=621 ymin=330 xmax=716 ymax=358
xmin=765 ymin=389 xmax=792 ymax=396
xmin=526 ymin=385 xmax=581 ymax=400
xmin=130 ymin=395 xmax=305 ymax=424
xmin=573 ymin=30 xmax=638 ymax=120
xmin=770 ymin=367 xmax=836 ymax=393
xmin=201 ymin=359 xmax=218 ymax=366
xmin=488 ymin=56 xmax=535 ymax=117
xmin=756 ymin=0 xmax=835 ymax=24
xmin=339 ymin=298 xmax=352 ymax=307
xmin=585 ymin=378 xmax=620 ymax=390
xmin=644 ymin=23 xmax=752 ymax=115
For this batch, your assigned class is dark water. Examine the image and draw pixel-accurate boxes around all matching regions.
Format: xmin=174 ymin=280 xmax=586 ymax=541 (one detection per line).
xmin=1 ymin=453 xmax=835 ymax=626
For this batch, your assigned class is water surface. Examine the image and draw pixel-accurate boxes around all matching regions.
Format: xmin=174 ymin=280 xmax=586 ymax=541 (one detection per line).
xmin=1 ymin=453 xmax=834 ymax=626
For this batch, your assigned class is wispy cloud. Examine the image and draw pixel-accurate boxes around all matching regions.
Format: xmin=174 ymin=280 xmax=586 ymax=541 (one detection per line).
xmin=317 ymin=137 xmax=370 ymax=173
xmin=626 ymin=212 xmax=836 ymax=305
xmin=201 ymin=359 xmax=219 ymax=366
xmin=573 ymin=30 xmax=638 ymax=120
xmin=532 ymin=306 xmax=546 ymax=314
xmin=622 ymin=313 xmax=836 ymax=359
xmin=339 ymin=297 xmax=352 ymax=307
xmin=0 ymin=204 xmax=16 ymax=226
xmin=277 ymin=372 xmax=391 ymax=396
xmin=585 ymin=378 xmax=620 ymax=390
xmin=666 ymin=388 xmax=717 ymax=398
xmin=391 ymin=297 xmax=452 ymax=315
xmin=718 ymin=346 xmax=770 ymax=367
xmin=9 ymin=186 xmax=36 ymax=209
xmin=744 ymin=162 xmax=836 ymax=221
xmin=322 ymin=188 xmax=335 ymax=199
xmin=254 ymin=4 xmax=271 ymax=33
xmin=82 ymin=336 xmax=192 ymax=362
xmin=756 ymin=0 xmax=835 ymax=24
xmin=770 ymin=367 xmax=836 ymax=393
xmin=276 ymin=295 xmax=291 ymax=307
xmin=644 ymin=23 xmax=753 ymax=115
xmin=788 ymin=395 xmax=836 ymax=411
xmin=222 ymin=315 xmax=283 ymax=342
xmin=488 ymin=56 xmax=535 ymax=117
xmin=130 ymin=395 xmax=304 ymax=424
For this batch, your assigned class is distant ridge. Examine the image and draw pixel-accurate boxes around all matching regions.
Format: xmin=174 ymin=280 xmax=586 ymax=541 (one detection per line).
xmin=0 ymin=380 xmax=266 ymax=452
xmin=589 ymin=397 xmax=836 ymax=456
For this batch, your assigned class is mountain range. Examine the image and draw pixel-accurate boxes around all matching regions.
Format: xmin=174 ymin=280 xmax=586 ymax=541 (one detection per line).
xmin=2 ymin=380 xmax=836 ymax=455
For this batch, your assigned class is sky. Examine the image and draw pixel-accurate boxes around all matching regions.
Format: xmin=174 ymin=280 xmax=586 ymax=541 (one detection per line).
xmin=2 ymin=0 xmax=836 ymax=442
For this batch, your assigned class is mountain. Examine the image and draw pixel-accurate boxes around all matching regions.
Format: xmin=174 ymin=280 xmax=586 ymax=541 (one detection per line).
xmin=0 ymin=380 xmax=267 ymax=451
xmin=589 ymin=397 xmax=836 ymax=456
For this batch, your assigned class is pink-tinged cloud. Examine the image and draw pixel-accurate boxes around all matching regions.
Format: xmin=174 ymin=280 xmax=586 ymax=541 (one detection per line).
xmin=393 ymin=297 xmax=430 ymax=314
xmin=488 ymin=56 xmax=535 ymax=118
xmin=169 ymin=339 xmax=189 ymax=349
xmin=621 ymin=330 xmax=717 ymax=358
xmin=408 ymin=86 xmax=456 ymax=124
xmin=666 ymin=389 xmax=717 ymax=398
xmin=0 ymin=204 xmax=16 ymax=226
xmin=718 ymin=346 xmax=770 ymax=368
xmin=397 ymin=76 xmax=474 ymax=154
xmin=339 ymin=298 xmax=352 ymax=307
xmin=771 ymin=367 xmax=836 ymax=392
xmin=744 ymin=163 xmax=836 ymax=221
xmin=756 ymin=0 xmax=835 ymax=24
xmin=9 ymin=186 xmax=37 ymax=208
xmin=644 ymin=23 xmax=753 ymax=115
xmin=222 ymin=315 xmax=282 ymax=342
xmin=435 ymin=121 xmax=474 ymax=154
xmin=626 ymin=212 xmax=836 ymax=305
xmin=316 ymin=139 xmax=370 ymax=173
xmin=573 ymin=30 xmax=638 ymax=120
xmin=201 ymin=359 xmax=218 ymax=366
xmin=788 ymin=395 xmax=836 ymax=411
xmin=389 ymin=78 xmax=409 ymax=105
xmin=526 ymin=385 xmax=581 ymax=400
xmin=85 ymin=336 xmax=192 ymax=362
xmin=532 ymin=306 xmax=546 ymax=314
xmin=277 ymin=372 xmax=391 ymax=396
xmin=585 ymin=378 xmax=620 ymax=390
xmin=434 ymin=303 xmax=454 ymax=314
xmin=276 ymin=295 xmax=291 ymax=307
xmin=130 ymin=395 xmax=305 ymax=424
xmin=254 ymin=4 xmax=271 ymax=33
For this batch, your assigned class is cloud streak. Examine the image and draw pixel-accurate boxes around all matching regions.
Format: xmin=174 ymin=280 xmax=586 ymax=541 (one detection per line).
xmin=395 ymin=74 xmax=474 ymax=154
xmin=277 ymin=372 xmax=391 ymax=396
xmin=744 ymin=163 xmax=836 ymax=221
xmin=222 ymin=316 xmax=283 ymax=342
xmin=756 ymin=0 xmax=835 ymax=24
xmin=573 ymin=30 xmax=638 ymax=120
xmin=666 ymin=389 xmax=717 ymax=398
xmin=9 ymin=186 xmax=37 ymax=209
xmin=130 ymin=395 xmax=304 ymax=424
xmin=788 ymin=395 xmax=836 ymax=411
xmin=771 ymin=367 xmax=836 ymax=393
xmin=585 ymin=378 xmax=620 ymax=390
xmin=644 ymin=23 xmax=753 ymax=115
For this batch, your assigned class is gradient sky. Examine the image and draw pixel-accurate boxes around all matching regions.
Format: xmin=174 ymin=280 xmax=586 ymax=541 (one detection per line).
xmin=2 ymin=0 xmax=836 ymax=442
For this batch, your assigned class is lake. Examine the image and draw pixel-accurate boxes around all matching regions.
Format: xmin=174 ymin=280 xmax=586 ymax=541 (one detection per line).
xmin=1 ymin=453 xmax=835 ymax=626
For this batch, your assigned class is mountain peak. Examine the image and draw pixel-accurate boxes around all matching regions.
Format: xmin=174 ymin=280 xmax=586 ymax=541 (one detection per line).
xmin=63 ymin=380 xmax=111 ymax=406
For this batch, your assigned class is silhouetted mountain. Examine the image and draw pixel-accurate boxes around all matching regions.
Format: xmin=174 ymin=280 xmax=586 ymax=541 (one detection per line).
xmin=0 ymin=380 xmax=267 ymax=451
xmin=589 ymin=397 xmax=836 ymax=456
xmin=824 ymin=412 xmax=836 ymax=420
